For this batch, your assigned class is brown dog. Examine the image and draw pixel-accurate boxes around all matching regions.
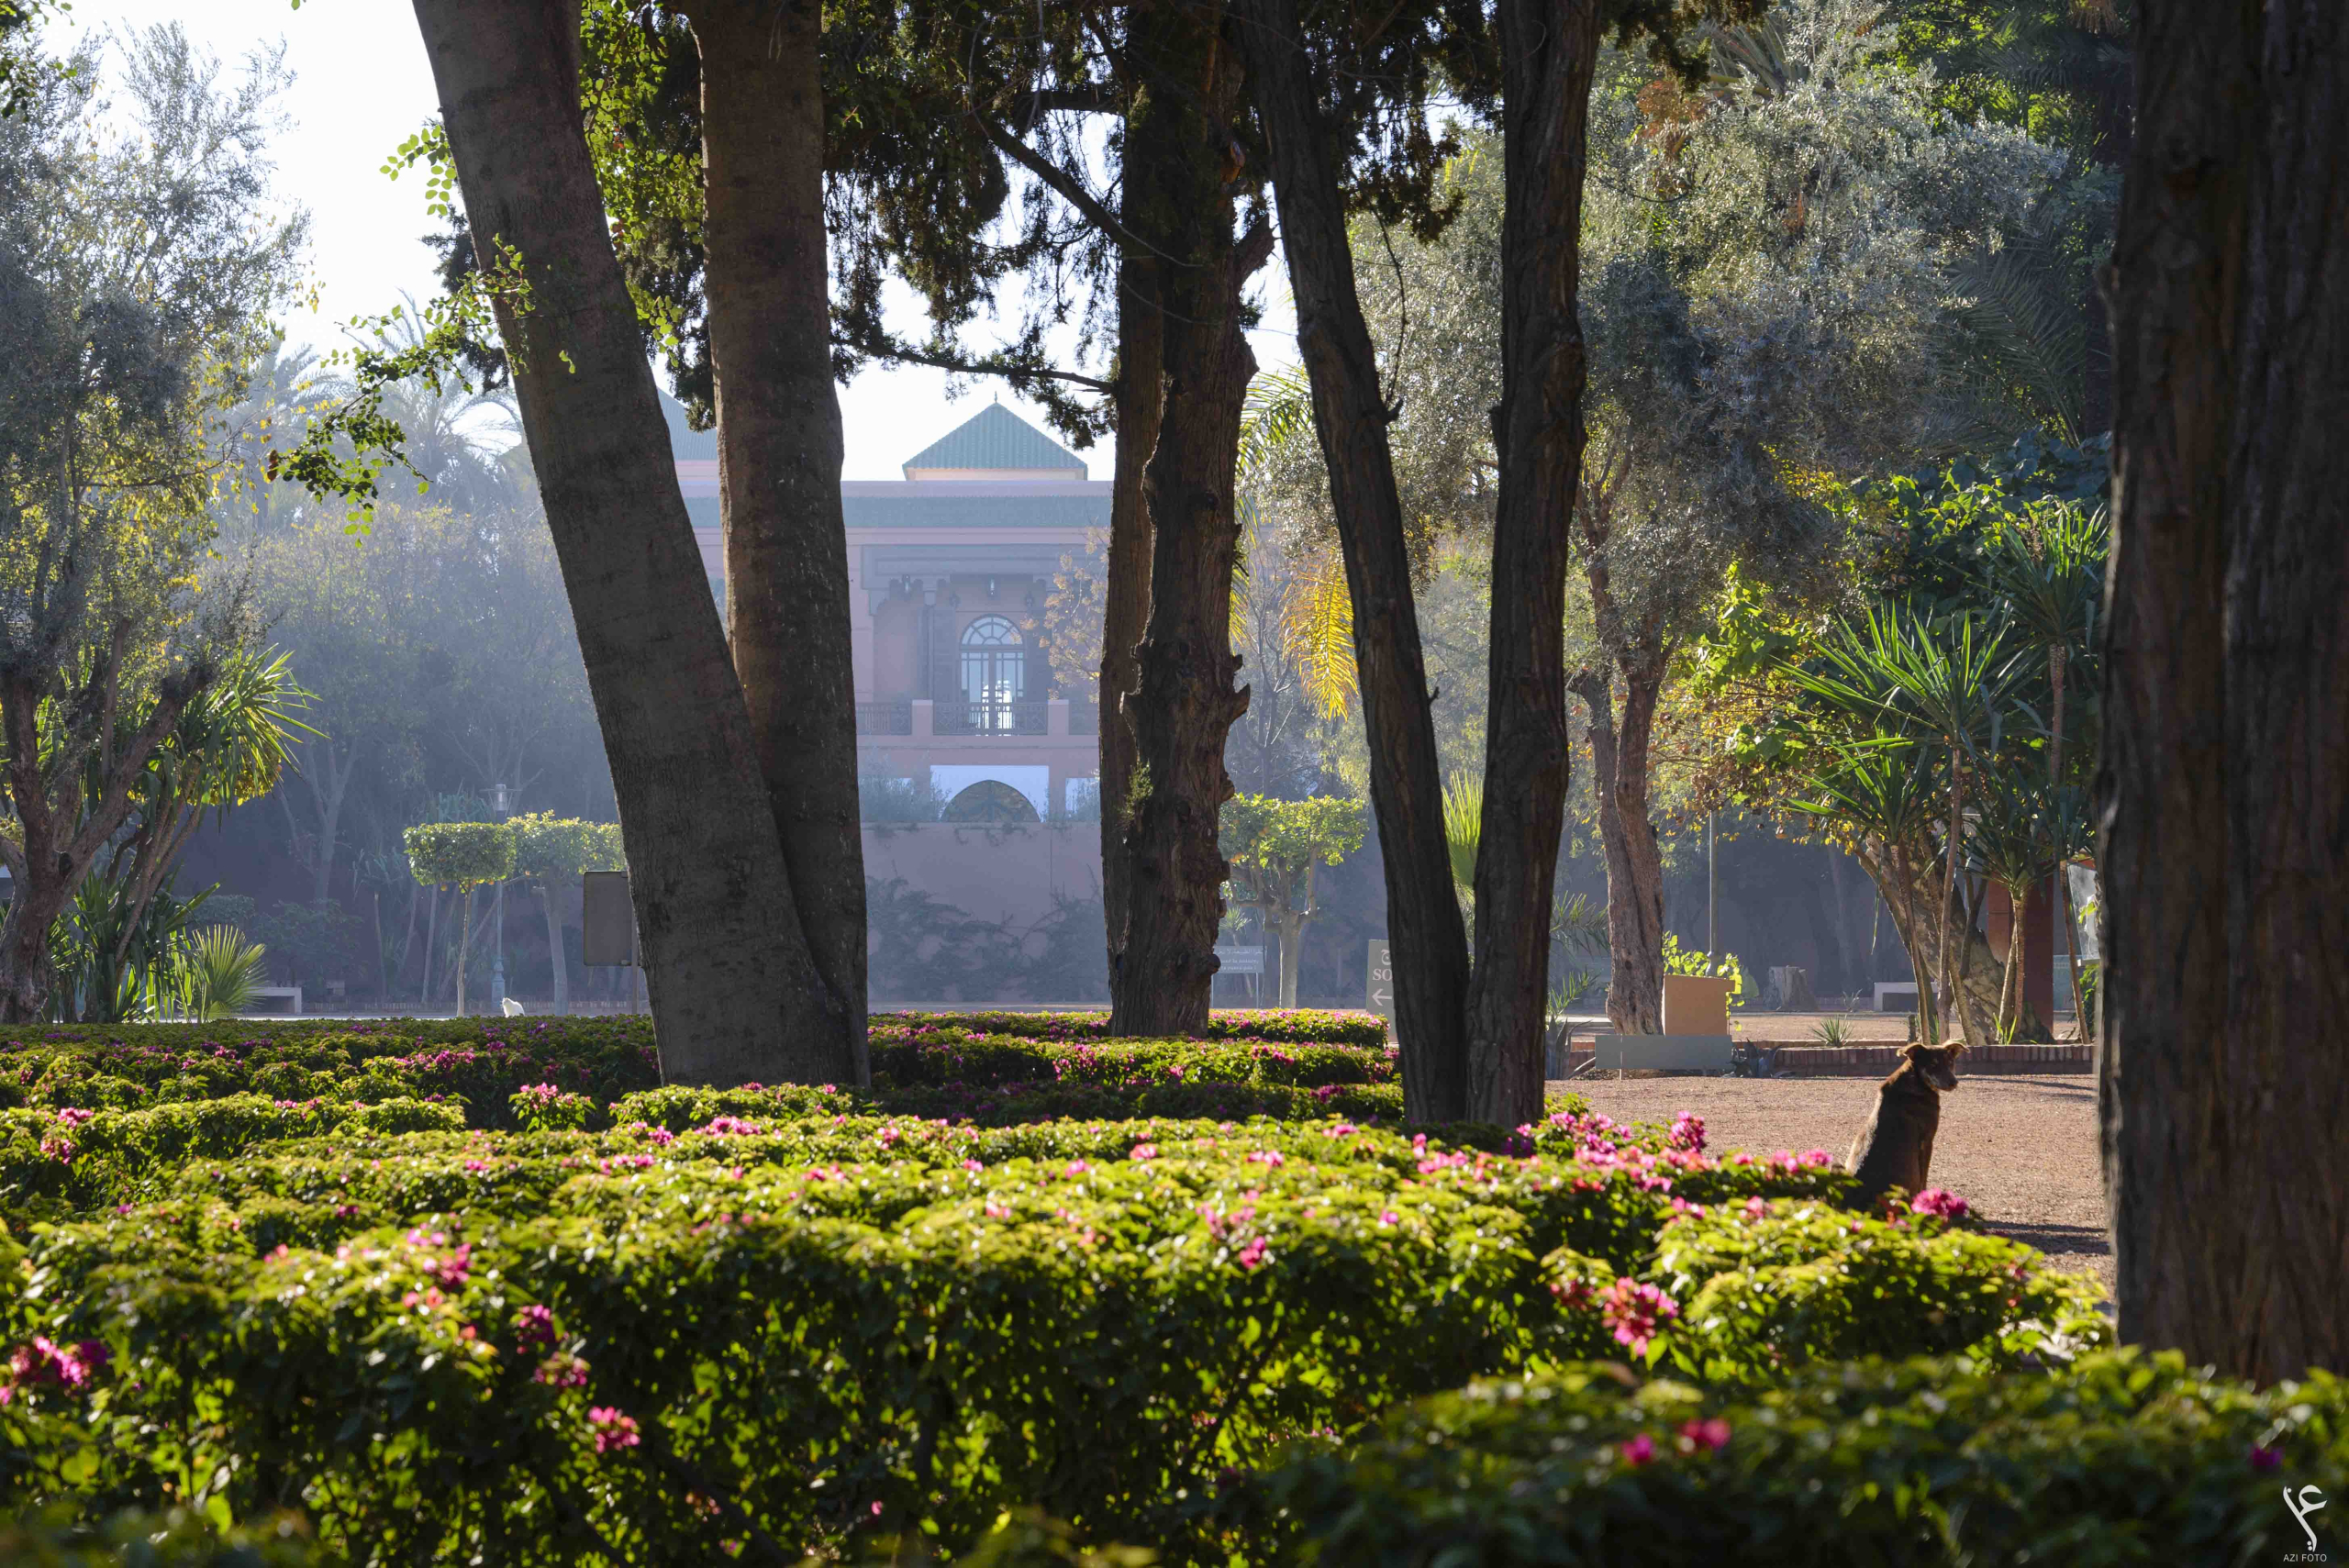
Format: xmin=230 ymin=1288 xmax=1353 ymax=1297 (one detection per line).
xmin=1845 ymin=1042 xmax=1962 ymax=1209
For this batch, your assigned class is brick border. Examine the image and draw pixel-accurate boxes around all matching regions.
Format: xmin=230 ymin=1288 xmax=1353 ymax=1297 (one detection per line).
xmin=1553 ymin=1041 xmax=2094 ymax=1077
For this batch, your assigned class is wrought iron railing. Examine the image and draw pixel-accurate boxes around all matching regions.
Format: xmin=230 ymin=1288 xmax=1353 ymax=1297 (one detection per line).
xmin=854 ymin=701 xmax=912 ymax=736
xmin=932 ymin=700 xmax=1050 ymax=737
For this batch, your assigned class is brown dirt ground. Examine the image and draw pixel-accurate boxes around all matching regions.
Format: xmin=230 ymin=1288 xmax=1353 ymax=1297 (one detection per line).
xmin=1551 ymin=1073 xmax=2111 ymax=1294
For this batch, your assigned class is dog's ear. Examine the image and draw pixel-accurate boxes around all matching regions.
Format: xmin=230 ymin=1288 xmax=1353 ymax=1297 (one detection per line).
xmin=1948 ymin=1040 xmax=1969 ymax=1058
xmin=1901 ymin=1041 xmax=1925 ymax=1061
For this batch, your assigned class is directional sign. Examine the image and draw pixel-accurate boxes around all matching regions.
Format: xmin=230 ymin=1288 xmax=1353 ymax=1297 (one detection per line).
xmin=1366 ymin=940 xmax=1393 ymax=1023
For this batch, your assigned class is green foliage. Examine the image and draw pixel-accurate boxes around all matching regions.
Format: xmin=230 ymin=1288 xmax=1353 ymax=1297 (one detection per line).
xmin=172 ymin=927 xmax=267 ymax=1020
xmin=1660 ymin=932 xmax=1746 ymax=1011
xmin=874 ymin=1011 xmax=1389 ymax=1048
xmin=0 ymin=1104 xmax=2051 ymax=1562
xmin=507 ymin=814 xmax=618 ymax=884
xmin=401 ymin=822 xmax=517 ymax=891
xmin=0 ymin=1507 xmax=322 ymax=1567
xmin=1239 ymin=1350 xmax=2338 ymax=1566
xmin=1219 ymin=796 xmax=1366 ymax=909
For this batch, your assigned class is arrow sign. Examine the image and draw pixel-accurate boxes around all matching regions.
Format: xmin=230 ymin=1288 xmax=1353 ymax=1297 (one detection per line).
xmin=1366 ymin=940 xmax=1393 ymax=1024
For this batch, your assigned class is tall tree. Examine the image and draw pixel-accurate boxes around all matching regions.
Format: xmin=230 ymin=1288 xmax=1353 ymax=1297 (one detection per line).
xmin=0 ymin=26 xmax=303 ymax=1019
xmin=408 ymin=0 xmax=856 ymax=1085
xmin=1108 ymin=0 xmax=1266 ymax=1036
xmin=2100 ymin=0 xmax=2348 ymax=1380
xmin=676 ymin=0 xmax=868 ymax=1070
xmin=1238 ymin=0 xmax=1475 ymax=1118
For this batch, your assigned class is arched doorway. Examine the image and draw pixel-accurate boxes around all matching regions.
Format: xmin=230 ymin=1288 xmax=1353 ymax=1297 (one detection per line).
xmin=941 ymin=779 xmax=1041 ymax=825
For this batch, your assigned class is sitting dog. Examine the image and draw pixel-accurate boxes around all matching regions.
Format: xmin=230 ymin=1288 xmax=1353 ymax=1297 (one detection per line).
xmin=1846 ymin=1042 xmax=1963 ymax=1209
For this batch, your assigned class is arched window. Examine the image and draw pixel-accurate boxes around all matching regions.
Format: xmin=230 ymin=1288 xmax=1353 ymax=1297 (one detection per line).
xmin=941 ymin=779 xmax=1040 ymax=825
xmin=960 ymin=615 xmax=1024 ymax=730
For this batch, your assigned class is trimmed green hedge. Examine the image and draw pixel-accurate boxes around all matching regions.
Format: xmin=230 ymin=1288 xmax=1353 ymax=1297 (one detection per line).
xmin=0 ymin=1109 xmax=2098 ymax=1562
xmin=874 ymin=1009 xmax=1389 ymax=1047
xmin=0 ymin=1020 xmax=1393 ymax=1136
xmin=1239 ymin=1351 xmax=2346 ymax=1565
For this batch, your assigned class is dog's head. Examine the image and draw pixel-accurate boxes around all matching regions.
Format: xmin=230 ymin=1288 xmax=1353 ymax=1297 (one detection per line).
xmin=1901 ymin=1041 xmax=1963 ymax=1091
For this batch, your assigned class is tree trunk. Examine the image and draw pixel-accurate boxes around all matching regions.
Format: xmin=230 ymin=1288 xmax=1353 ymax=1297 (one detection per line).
xmin=1240 ymin=0 xmax=1472 ymax=1118
xmin=684 ymin=0 xmax=867 ymax=1085
xmin=412 ymin=0 xmax=817 ymax=1084
xmin=1464 ymin=0 xmax=1601 ymax=1125
xmin=540 ymin=880 xmax=569 ymax=1015
xmin=418 ymin=884 xmax=439 ymax=1012
xmin=1109 ymin=4 xmax=1252 ymax=1039
xmin=1276 ymin=907 xmax=1306 ymax=1010
xmin=1101 ymin=250 xmax=1162 ymax=1001
xmin=1571 ymin=665 xmax=1665 ymax=1035
xmin=456 ymin=885 xmax=474 ymax=1018
xmin=1855 ymin=842 xmax=2032 ymax=1043
xmin=306 ymin=739 xmax=356 ymax=905
xmin=2102 ymin=0 xmax=2349 ymax=1380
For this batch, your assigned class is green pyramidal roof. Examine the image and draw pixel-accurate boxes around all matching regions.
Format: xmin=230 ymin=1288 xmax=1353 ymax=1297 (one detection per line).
xmin=903 ymin=403 xmax=1086 ymax=477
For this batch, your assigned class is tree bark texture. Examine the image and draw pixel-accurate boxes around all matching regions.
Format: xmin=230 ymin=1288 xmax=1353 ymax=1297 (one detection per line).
xmin=1239 ymin=0 xmax=1471 ymax=1118
xmin=2102 ymin=0 xmax=2349 ymax=1381
xmin=1464 ymin=0 xmax=1600 ymax=1125
xmin=1109 ymin=5 xmax=1253 ymax=1038
xmin=1570 ymin=665 xmax=1665 ymax=1035
xmin=412 ymin=0 xmax=816 ymax=1084
xmin=1100 ymin=250 xmax=1163 ymax=999
xmin=685 ymin=0 xmax=867 ymax=1084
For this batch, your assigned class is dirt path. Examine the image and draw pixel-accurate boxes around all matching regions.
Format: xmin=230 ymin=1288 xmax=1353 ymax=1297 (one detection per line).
xmin=1554 ymin=1073 xmax=2110 ymax=1292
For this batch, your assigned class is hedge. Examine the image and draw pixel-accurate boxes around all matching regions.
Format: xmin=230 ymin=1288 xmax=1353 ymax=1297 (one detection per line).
xmin=1239 ymin=1351 xmax=2346 ymax=1565
xmin=0 ymin=1022 xmax=1394 ymax=1134
xmin=0 ymin=1112 xmax=2097 ymax=1562
xmin=874 ymin=1009 xmax=1389 ymax=1047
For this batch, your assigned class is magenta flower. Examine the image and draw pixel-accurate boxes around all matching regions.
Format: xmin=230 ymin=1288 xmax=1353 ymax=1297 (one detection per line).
xmin=1667 ymin=1112 xmax=1706 ymax=1154
xmin=587 ymin=1407 xmax=641 ymax=1453
xmin=1679 ymin=1418 xmax=1731 ymax=1452
xmin=1597 ymin=1277 xmax=1680 ymax=1356
xmin=1620 ymin=1434 xmax=1656 ymax=1467
xmin=2252 ymin=1444 xmax=2283 ymax=1473
xmin=513 ymin=1305 xmax=557 ymax=1352
xmin=1911 ymin=1188 xmax=1970 ymax=1220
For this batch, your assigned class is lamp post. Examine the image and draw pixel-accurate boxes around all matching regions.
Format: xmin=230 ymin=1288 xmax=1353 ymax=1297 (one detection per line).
xmin=490 ymin=781 xmax=510 ymax=1011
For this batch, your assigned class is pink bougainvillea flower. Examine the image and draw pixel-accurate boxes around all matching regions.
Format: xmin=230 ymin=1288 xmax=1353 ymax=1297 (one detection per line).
xmin=587 ymin=1407 xmax=641 ymax=1453
xmin=1679 ymin=1418 xmax=1731 ymax=1452
xmin=1597 ymin=1277 xmax=1680 ymax=1357
xmin=1620 ymin=1434 xmax=1656 ymax=1467
xmin=1911 ymin=1188 xmax=1970 ymax=1220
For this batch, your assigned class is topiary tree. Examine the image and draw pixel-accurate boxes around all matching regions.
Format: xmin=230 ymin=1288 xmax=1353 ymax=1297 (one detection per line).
xmin=1221 ymin=795 xmax=1367 ymax=1008
xmin=510 ymin=813 xmax=625 ymax=1015
xmin=403 ymin=821 xmax=516 ymax=1016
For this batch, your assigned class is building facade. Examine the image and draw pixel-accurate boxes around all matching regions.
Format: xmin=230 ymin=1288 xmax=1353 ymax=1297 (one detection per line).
xmin=668 ymin=399 xmax=1103 ymax=823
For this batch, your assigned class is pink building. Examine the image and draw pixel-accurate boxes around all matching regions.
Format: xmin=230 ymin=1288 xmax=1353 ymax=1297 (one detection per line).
xmin=667 ymin=399 xmax=1103 ymax=823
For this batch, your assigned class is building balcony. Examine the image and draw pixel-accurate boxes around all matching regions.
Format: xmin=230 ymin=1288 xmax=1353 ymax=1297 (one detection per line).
xmin=856 ymin=700 xmax=913 ymax=736
xmin=933 ymin=699 xmax=1051 ymax=737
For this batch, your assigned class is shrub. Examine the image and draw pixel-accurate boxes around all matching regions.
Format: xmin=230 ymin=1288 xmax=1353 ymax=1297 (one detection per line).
xmin=1237 ymin=1351 xmax=2348 ymax=1566
xmin=0 ymin=1095 xmax=468 ymax=1216
xmin=874 ymin=1009 xmax=1388 ymax=1048
xmin=0 ymin=1507 xmax=322 ymax=1566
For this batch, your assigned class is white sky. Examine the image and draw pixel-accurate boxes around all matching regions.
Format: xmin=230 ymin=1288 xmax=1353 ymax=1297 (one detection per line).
xmin=54 ymin=0 xmax=1295 ymax=482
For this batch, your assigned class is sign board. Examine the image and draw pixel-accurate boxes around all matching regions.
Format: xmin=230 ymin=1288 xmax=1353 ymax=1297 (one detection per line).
xmin=1366 ymin=940 xmax=1393 ymax=1025
xmin=581 ymin=871 xmax=636 ymax=967
xmin=1214 ymin=944 xmax=1264 ymax=977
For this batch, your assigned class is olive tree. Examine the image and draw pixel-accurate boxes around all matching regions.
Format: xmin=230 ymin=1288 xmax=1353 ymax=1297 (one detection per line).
xmin=404 ymin=820 xmax=515 ymax=1017
xmin=0 ymin=26 xmax=306 ymax=1020
xmin=1220 ymin=795 xmax=1366 ymax=1008
xmin=510 ymin=812 xmax=624 ymax=1015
